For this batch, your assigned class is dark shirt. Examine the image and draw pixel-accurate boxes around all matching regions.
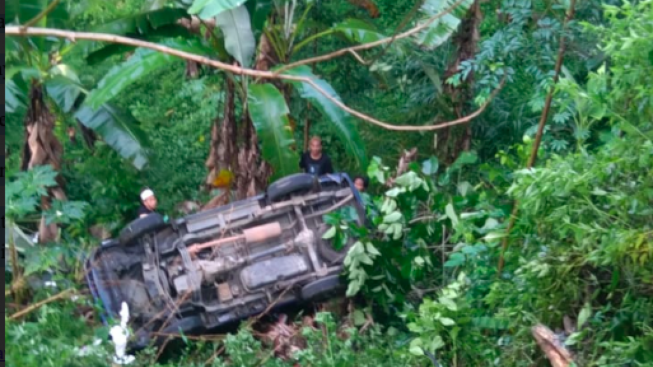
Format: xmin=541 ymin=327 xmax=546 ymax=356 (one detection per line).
xmin=137 ymin=204 xmax=154 ymax=217
xmin=299 ymin=152 xmax=333 ymax=176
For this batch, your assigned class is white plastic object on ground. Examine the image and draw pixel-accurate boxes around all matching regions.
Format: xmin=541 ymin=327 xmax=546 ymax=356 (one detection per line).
xmin=109 ymin=302 xmax=135 ymax=365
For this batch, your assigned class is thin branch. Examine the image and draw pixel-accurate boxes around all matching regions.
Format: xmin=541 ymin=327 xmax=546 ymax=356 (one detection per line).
xmin=9 ymin=289 xmax=75 ymax=320
xmin=496 ymin=0 xmax=577 ymax=275
xmin=274 ymin=0 xmax=469 ymax=75
xmin=347 ymin=49 xmax=368 ymax=65
xmin=22 ymin=0 xmax=62 ymax=28
xmin=367 ymin=0 xmax=427 ymax=65
xmin=6 ymin=25 xmax=503 ymax=132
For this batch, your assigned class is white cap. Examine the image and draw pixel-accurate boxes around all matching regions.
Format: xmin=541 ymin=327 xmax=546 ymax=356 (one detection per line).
xmin=140 ymin=189 xmax=154 ymax=201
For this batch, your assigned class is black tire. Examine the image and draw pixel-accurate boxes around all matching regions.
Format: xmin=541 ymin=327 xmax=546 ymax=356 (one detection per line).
xmin=119 ymin=213 xmax=167 ymax=246
xmin=301 ymin=275 xmax=345 ymax=301
xmin=267 ymin=173 xmax=319 ymax=203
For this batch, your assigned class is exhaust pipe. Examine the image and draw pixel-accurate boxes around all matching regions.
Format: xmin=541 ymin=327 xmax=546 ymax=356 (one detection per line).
xmin=187 ymin=222 xmax=283 ymax=254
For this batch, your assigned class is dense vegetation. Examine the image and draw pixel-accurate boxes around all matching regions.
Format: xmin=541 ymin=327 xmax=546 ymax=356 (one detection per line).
xmin=5 ymin=0 xmax=653 ymax=366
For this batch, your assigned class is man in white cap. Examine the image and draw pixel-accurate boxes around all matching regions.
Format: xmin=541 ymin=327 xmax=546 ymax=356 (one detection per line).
xmin=138 ymin=188 xmax=158 ymax=217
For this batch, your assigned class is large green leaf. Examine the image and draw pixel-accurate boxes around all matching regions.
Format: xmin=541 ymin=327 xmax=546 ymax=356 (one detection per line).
xmin=38 ymin=71 xmax=150 ymax=169
xmin=5 ymin=68 xmax=34 ymax=116
xmin=189 ymin=0 xmax=248 ymax=19
xmin=244 ymin=0 xmax=273 ymax=33
xmin=214 ymin=5 xmax=256 ymax=68
xmin=85 ymin=38 xmax=214 ymax=109
xmin=85 ymin=25 xmax=195 ymax=65
xmin=247 ymin=84 xmax=297 ymax=181
xmin=91 ymin=8 xmax=189 ymax=34
xmin=278 ymin=66 xmax=368 ymax=169
xmin=78 ymin=8 xmax=190 ymax=56
xmin=45 ymin=64 xmax=82 ymax=113
xmin=414 ymin=0 xmax=474 ymax=49
xmin=332 ymin=19 xmax=388 ymax=44
xmin=5 ymin=79 xmax=28 ymax=115
xmin=75 ymin=104 xmax=150 ymax=170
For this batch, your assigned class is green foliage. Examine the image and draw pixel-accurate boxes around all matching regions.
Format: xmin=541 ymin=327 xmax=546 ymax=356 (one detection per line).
xmin=247 ymin=83 xmax=297 ymax=180
xmin=75 ymin=103 xmax=152 ymax=169
xmin=281 ymin=65 xmax=368 ymax=169
xmin=82 ymin=8 xmax=193 ymax=64
xmin=414 ymin=0 xmax=475 ymax=49
xmin=188 ymin=0 xmax=247 ymax=19
xmin=331 ymin=19 xmax=389 ymax=44
xmin=88 ymin=7 xmax=189 ymax=35
xmin=6 ymin=165 xmax=60 ymax=220
xmin=6 ymin=0 xmax=70 ymax=28
xmin=5 ymin=0 xmax=152 ymax=171
xmin=86 ymin=38 xmax=214 ymax=109
xmin=213 ymin=5 xmax=256 ymax=68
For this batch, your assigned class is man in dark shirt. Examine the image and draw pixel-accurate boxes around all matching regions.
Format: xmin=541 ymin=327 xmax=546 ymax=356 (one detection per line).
xmin=138 ymin=188 xmax=158 ymax=217
xmin=299 ymin=136 xmax=334 ymax=176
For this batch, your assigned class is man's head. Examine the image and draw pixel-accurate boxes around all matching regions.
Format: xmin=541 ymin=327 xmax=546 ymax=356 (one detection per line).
xmin=308 ymin=136 xmax=323 ymax=156
xmin=354 ymin=175 xmax=369 ymax=192
xmin=140 ymin=188 xmax=158 ymax=211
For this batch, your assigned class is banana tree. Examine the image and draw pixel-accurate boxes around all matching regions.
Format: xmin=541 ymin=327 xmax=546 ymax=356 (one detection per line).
xmin=182 ymin=0 xmax=474 ymax=178
xmin=5 ymin=0 xmax=150 ymax=243
xmin=85 ymin=0 xmax=474 ymax=199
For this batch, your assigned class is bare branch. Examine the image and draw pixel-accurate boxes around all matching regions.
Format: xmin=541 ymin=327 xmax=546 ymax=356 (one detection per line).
xmin=274 ymin=0 xmax=469 ymax=74
xmin=6 ymin=25 xmax=503 ymax=132
xmin=9 ymin=289 xmax=76 ymax=320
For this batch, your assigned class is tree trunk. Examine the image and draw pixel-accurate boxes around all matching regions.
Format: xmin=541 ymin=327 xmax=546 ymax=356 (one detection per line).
xmin=204 ymin=28 xmax=287 ymax=204
xmin=439 ymin=0 xmax=482 ymax=164
xmin=21 ymin=82 xmax=67 ymax=244
xmin=178 ymin=16 xmax=208 ymax=79
xmin=205 ymin=76 xmax=237 ymax=206
xmin=234 ymin=32 xmax=285 ymax=199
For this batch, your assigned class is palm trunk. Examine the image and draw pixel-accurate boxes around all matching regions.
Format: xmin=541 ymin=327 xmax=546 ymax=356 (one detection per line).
xmin=178 ymin=16 xmax=210 ymax=79
xmin=205 ymin=76 xmax=237 ymax=206
xmin=235 ymin=32 xmax=286 ymax=199
xmin=21 ymin=81 xmax=67 ymax=244
xmin=205 ymin=25 xmax=289 ymax=203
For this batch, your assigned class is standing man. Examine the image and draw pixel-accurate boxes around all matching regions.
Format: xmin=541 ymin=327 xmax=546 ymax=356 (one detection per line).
xmin=299 ymin=136 xmax=334 ymax=176
xmin=138 ymin=188 xmax=158 ymax=217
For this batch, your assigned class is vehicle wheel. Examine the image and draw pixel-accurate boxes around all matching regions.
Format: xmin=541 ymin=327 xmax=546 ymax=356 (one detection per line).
xmin=119 ymin=213 xmax=167 ymax=246
xmin=301 ymin=275 xmax=345 ymax=301
xmin=267 ymin=173 xmax=319 ymax=203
